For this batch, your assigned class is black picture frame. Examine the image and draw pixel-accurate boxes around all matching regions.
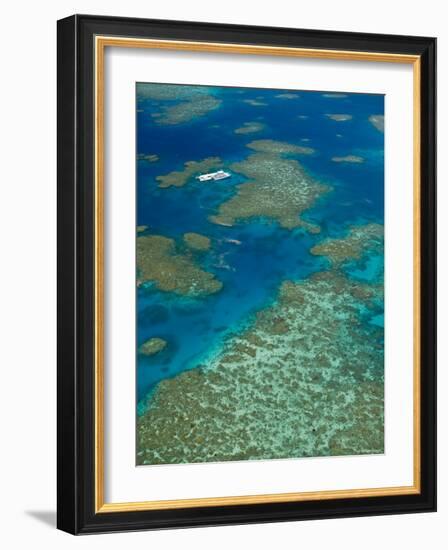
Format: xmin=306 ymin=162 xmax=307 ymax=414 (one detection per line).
xmin=57 ymin=14 xmax=436 ymax=534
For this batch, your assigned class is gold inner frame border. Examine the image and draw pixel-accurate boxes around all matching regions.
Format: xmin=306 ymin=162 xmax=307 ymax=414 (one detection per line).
xmin=94 ymin=35 xmax=421 ymax=513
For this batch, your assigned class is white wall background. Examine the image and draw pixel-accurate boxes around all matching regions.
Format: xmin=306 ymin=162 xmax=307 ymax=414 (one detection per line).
xmin=0 ymin=0 xmax=444 ymax=548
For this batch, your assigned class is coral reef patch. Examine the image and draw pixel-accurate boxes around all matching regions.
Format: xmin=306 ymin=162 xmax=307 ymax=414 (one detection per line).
xmin=138 ymin=83 xmax=222 ymax=125
xmin=156 ymin=158 xmax=222 ymax=188
xmin=139 ymin=337 xmax=167 ymax=356
xmin=137 ymin=234 xmax=222 ymax=296
xmin=325 ymin=114 xmax=353 ymax=122
xmin=322 ymin=93 xmax=348 ymax=98
xmin=234 ymin=121 xmax=265 ymax=135
xmin=183 ymin=232 xmax=212 ymax=251
xmin=369 ymin=115 xmax=385 ymax=132
xmin=209 ymin=140 xmax=328 ymax=231
xmin=138 ymin=153 xmax=159 ymax=162
xmin=275 ymin=93 xmax=300 ymax=99
xmin=331 ymin=155 xmax=364 ymax=163
xmin=242 ymin=99 xmax=268 ymax=106
xmin=310 ymin=224 xmax=384 ymax=267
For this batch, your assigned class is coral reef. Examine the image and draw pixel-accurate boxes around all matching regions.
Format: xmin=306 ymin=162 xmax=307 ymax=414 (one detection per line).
xmin=137 ymin=153 xmax=159 ymax=163
xmin=139 ymin=337 xmax=167 ymax=356
xmin=135 ymin=83 xmax=385 ymax=467
xmin=138 ymin=84 xmax=200 ymax=101
xmin=247 ymin=139 xmax=314 ymax=156
xmin=137 ymin=234 xmax=222 ymax=296
xmin=158 ymin=97 xmax=221 ymax=125
xmin=137 ymin=269 xmax=384 ymax=465
xmin=325 ymin=114 xmax=353 ymax=121
xmin=137 ymin=83 xmax=222 ymax=125
xmin=369 ymin=115 xmax=384 ymax=132
xmin=156 ymin=158 xmax=222 ymax=188
xmin=275 ymin=93 xmax=300 ymax=99
xmin=183 ymin=232 xmax=211 ymax=251
xmin=209 ymin=140 xmax=327 ymax=231
xmin=234 ymin=121 xmax=265 ymax=135
xmin=331 ymin=155 xmax=364 ymax=163
xmin=242 ymin=99 xmax=268 ymax=106
xmin=322 ymin=93 xmax=348 ymax=98
xmin=310 ymin=224 xmax=384 ymax=267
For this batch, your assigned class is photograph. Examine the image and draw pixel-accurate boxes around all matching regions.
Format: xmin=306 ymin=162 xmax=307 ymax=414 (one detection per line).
xmin=135 ymin=83 xmax=385 ymax=466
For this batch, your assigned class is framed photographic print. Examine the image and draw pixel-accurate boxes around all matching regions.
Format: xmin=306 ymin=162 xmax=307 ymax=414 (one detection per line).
xmin=57 ymin=14 xmax=436 ymax=534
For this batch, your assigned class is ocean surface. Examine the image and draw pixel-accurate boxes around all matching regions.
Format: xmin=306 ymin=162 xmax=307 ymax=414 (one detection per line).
xmin=135 ymin=82 xmax=384 ymax=457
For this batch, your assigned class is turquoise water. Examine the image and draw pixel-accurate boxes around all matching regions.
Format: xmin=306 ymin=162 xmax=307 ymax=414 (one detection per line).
xmin=136 ymin=84 xmax=384 ymax=406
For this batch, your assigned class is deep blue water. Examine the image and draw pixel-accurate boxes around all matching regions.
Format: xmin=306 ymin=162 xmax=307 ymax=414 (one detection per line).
xmin=136 ymin=85 xmax=384 ymax=405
